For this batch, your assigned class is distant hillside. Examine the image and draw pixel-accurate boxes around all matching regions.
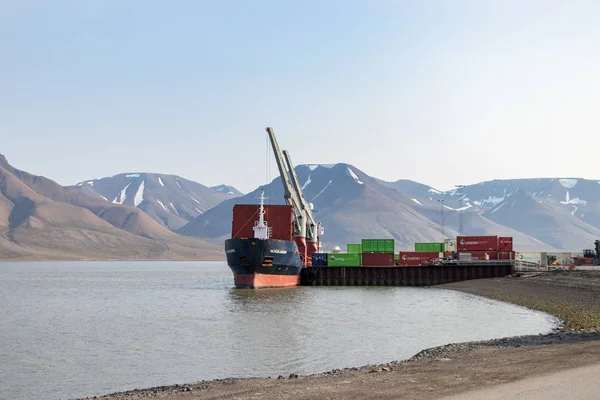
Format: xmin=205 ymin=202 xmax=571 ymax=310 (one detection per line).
xmin=437 ymin=178 xmax=600 ymax=251
xmin=70 ymin=174 xmax=242 ymax=230
xmin=5 ymin=149 xmax=598 ymax=258
xmin=210 ymin=184 xmax=244 ymax=197
xmin=0 ymin=154 xmax=224 ymax=260
xmin=178 ymin=164 xmax=549 ymax=252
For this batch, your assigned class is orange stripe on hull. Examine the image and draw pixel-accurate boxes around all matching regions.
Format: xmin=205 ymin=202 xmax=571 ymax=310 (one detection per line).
xmin=234 ymin=273 xmax=300 ymax=289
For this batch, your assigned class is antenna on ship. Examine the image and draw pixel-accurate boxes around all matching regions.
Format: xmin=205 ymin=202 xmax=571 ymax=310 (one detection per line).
xmin=253 ymin=188 xmax=271 ymax=240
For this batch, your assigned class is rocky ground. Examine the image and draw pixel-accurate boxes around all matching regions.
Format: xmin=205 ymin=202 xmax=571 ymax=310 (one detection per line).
xmin=80 ymin=270 xmax=600 ymax=400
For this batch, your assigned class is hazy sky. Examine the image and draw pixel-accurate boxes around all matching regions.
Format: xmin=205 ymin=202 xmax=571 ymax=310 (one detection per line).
xmin=1 ymin=1 xmax=599 ymax=193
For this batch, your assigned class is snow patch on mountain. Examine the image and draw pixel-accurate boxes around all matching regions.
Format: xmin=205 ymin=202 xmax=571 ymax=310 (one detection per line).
xmin=482 ymin=191 xmax=507 ymax=206
xmin=195 ymin=207 xmax=203 ymax=214
xmin=126 ymin=174 xmax=140 ymax=178
xmin=347 ymin=167 xmax=363 ymax=184
xmin=444 ymin=203 xmax=473 ymax=212
xmin=158 ymin=177 xmax=164 ymax=187
xmin=312 ymin=180 xmax=333 ymax=202
xmin=308 ymin=164 xmax=335 ymax=170
xmin=112 ymin=182 xmax=132 ymax=204
xmin=559 ymin=179 xmax=578 ymax=188
xmin=560 ymin=191 xmax=588 ymax=206
xmin=411 ymin=198 xmax=423 ymax=206
xmin=176 ymin=180 xmax=182 ymax=189
xmin=188 ymin=194 xmax=202 ymax=205
xmin=134 ymin=181 xmax=145 ymax=207
xmin=302 ymin=175 xmax=312 ymax=190
xmin=170 ymin=202 xmax=179 ymax=215
xmin=156 ymin=199 xmax=168 ymax=212
xmin=76 ymin=180 xmax=95 ymax=187
xmin=428 ymin=188 xmax=441 ymax=194
xmin=491 ymin=202 xmax=506 ymax=214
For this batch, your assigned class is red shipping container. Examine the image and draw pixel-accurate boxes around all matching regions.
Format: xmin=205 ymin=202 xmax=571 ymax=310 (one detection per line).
xmin=231 ymin=204 xmax=294 ymax=241
xmin=457 ymin=236 xmax=498 ymax=251
xmin=499 ymin=251 xmax=516 ymax=260
xmin=498 ymin=237 xmax=513 ymax=252
xmin=461 ymin=251 xmax=499 ymax=261
xmin=362 ymin=253 xmax=395 ymax=266
xmin=398 ymin=252 xmax=440 ymax=266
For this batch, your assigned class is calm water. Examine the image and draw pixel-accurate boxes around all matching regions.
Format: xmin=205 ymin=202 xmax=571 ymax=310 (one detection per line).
xmin=1 ymin=261 xmax=557 ymax=400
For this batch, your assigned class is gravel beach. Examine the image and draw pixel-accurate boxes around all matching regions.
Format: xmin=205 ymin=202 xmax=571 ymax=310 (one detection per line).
xmin=81 ymin=270 xmax=600 ymax=400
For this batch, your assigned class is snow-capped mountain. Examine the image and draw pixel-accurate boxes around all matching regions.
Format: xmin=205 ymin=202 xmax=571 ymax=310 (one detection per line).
xmin=70 ymin=173 xmax=242 ymax=230
xmin=178 ymin=164 xmax=548 ymax=251
xmin=210 ymin=184 xmax=244 ymax=197
xmin=430 ymin=178 xmax=600 ymax=250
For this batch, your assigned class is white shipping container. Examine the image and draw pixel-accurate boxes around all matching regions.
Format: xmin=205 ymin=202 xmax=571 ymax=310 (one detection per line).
xmin=516 ymin=252 xmax=542 ymax=265
xmin=445 ymin=239 xmax=457 ymax=252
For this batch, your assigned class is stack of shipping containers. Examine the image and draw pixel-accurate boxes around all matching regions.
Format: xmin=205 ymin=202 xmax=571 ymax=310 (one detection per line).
xmin=456 ymin=236 xmax=515 ymax=260
xmin=361 ymin=239 xmax=395 ymax=266
xmin=311 ymin=236 xmax=515 ymax=267
xmin=398 ymin=242 xmax=444 ymax=266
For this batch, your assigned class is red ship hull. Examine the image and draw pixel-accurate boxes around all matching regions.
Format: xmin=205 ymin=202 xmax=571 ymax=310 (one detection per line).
xmin=233 ymin=273 xmax=300 ymax=289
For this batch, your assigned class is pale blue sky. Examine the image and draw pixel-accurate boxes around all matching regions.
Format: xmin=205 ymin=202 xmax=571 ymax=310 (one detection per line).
xmin=1 ymin=1 xmax=599 ymax=193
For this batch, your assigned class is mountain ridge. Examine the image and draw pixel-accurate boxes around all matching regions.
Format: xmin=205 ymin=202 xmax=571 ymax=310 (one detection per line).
xmin=69 ymin=173 xmax=243 ymax=230
xmin=4 ymin=152 xmax=599 ymax=257
xmin=0 ymin=154 xmax=224 ymax=260
xmin=178 ymin=163 xmax=564 ymax=252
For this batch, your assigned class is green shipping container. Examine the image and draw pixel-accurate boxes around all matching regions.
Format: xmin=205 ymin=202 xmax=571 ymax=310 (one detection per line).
xmin=361 ymin=238 xmax=395 ymax=253
xmin=327 ymin=253 xmax=362 ymax=266
xmin=415 ymin=242 xmax=445 ymax=252
xmin=347 ymin=244 xmax=362 ymax=253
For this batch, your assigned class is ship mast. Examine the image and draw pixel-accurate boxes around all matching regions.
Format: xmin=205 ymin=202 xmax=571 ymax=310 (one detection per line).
xmin=252 ymin=188 xmax=271 ymax=240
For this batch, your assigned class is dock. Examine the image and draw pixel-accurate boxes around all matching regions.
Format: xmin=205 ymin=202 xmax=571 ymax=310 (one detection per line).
xmin=301 ymin=261 xmax=514 ymax=286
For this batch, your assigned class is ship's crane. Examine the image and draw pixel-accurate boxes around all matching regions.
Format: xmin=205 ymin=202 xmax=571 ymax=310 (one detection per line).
xmin=282 ymin=150 xmax=321 ymax=244
xmin=265 ymin=127 xmax=322 ymax=265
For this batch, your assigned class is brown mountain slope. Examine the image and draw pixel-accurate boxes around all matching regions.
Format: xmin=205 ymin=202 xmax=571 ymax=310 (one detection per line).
xmin=0 ymin=155 xmax=173 ymax=239
xmin=0 ymin=155 xmax=223 ymax=260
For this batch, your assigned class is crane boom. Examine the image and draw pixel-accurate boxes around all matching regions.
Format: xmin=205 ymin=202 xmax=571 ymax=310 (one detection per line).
xmin=265 ymin=127 xmax=305 ymax=237
xmin=282 ymin=150 xmax=316 ymax=228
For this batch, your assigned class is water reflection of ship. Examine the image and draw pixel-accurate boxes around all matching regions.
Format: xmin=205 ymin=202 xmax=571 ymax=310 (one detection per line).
xmin=226 ymin=286 xmax=309 ymax=309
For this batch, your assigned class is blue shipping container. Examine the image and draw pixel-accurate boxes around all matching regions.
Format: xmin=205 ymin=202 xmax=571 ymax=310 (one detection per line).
xmin=312 ymin=253 xmax=328 ymax=266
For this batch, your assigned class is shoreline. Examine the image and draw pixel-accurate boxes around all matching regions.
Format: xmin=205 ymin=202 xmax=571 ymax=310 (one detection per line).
xmin=0 ymin=257 xmax=226 ymax=262
xmin=81 ymin=271 xmax=600 ymax=400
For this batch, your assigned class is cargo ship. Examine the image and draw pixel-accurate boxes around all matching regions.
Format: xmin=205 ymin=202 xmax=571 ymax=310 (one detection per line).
xmin=225 ymin=189 xmax=303 ymax=288
xmin=225 ymin=127 xmax=322 ymax=289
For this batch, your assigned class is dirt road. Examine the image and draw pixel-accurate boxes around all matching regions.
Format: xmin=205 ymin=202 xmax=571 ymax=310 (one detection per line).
xmin=441 ymin=363 xmax=600 ymax=400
